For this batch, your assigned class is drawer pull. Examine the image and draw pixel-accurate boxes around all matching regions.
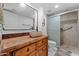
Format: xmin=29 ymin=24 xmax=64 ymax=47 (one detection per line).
xmin=26 ymin=48 xmax=29 ymax=52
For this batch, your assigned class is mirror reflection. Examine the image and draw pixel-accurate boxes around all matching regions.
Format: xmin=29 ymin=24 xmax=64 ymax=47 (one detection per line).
xmin=3 ymin=3 xmax=36 ymax=30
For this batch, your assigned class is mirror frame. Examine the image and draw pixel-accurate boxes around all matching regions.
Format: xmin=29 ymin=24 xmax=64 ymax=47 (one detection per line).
xmin=25 ymin=3 xmax=38 ymax=32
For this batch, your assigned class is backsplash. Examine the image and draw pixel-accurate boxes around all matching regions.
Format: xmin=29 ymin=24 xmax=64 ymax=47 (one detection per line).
xmin=2 ymin=32 xmax=29 ymax=39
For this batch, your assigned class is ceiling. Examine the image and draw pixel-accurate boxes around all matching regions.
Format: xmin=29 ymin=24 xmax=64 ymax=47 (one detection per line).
xmin=3 ymin=3 xmax=79 ymax=17
xmin=3 ymin=3 xmax=35 ymax=18
xmin=31 ymin=3 xmax=79 ymax=16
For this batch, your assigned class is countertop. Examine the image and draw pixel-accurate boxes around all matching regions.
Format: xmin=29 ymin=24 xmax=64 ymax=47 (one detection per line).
xmin=0 ymin=35 xmax=48 ymax=55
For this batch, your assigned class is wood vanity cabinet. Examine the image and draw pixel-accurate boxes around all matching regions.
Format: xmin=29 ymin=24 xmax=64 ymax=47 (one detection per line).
xmin=13 ymin=43 xmax=36 ymax=56
xmin=13 ymin=38 xmax=48 ymax=56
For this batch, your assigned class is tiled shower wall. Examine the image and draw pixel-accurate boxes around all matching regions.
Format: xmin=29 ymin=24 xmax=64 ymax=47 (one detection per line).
xmin=61 ymin=23 xmax=78 ymax=47
xmin=60 ymin=11 xmax=79 ymax=48
xmin=77 ymin=10 xmax=79 ymax=49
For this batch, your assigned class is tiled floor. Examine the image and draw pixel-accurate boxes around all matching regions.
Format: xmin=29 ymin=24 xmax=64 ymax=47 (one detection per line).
xmin=48 ymin=47 xmax=57 ymax=56
xmin=60 ymin=45 xmax=79 ymax=56
xmin=48 ymin=44 xmax=79 ymax=56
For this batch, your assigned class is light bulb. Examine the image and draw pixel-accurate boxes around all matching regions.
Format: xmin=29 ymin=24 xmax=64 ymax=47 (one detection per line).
xmin=20 ymin=3 xmax=26 ymax=7
xmin=54 ymin=5 xmax=59 ymax=8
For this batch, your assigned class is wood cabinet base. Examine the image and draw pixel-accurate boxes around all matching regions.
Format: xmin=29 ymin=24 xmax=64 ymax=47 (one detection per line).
xmin=12 ymin=38 xmax=48 ymax=56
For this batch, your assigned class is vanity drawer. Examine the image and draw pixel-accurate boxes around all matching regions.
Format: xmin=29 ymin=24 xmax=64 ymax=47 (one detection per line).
xmin=42 ymin=38 xmax=48 ymax=45
xmin=28 ymin=51 xmax=36 ymax=56
xmin=13 ymin=43 xmax=36 ymax=56
xmin=36 ymin=40 xmax=43 ymax=48
xmin=42 ymin=46 xmax=47 ymax=56
xmin=36 ymin=47 xmax=43 ymax=56
xmin=27 ymin=43 xmax=36 ymax=54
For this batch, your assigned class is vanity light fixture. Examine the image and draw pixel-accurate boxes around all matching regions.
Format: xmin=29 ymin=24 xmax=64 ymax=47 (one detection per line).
xmin=54 ymin=5 xmax=59 ymax=8
xmin=20 ymin=3 xmax=26 ymax=7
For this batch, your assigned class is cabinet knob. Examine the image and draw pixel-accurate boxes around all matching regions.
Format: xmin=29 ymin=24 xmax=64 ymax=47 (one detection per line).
xmin=26 ymin=48 xmax=29 ymax=52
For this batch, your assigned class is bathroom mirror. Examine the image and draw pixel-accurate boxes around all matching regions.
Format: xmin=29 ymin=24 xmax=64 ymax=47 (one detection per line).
xmin=2 ymin=3 xmax=38 ymax=31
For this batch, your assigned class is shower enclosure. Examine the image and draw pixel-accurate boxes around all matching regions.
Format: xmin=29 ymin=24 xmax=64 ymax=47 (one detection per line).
xmin=60 ymin=11 xmax=79 ymax=49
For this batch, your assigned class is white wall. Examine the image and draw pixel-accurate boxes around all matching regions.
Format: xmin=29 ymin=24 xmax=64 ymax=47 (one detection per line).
xmin=42 ymin=15 xmax=47 ymax=34
xmin=38 ymin=7 xmax=43 ymax=32
xmin=38 ymin=7 xmax=47 ymax=35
